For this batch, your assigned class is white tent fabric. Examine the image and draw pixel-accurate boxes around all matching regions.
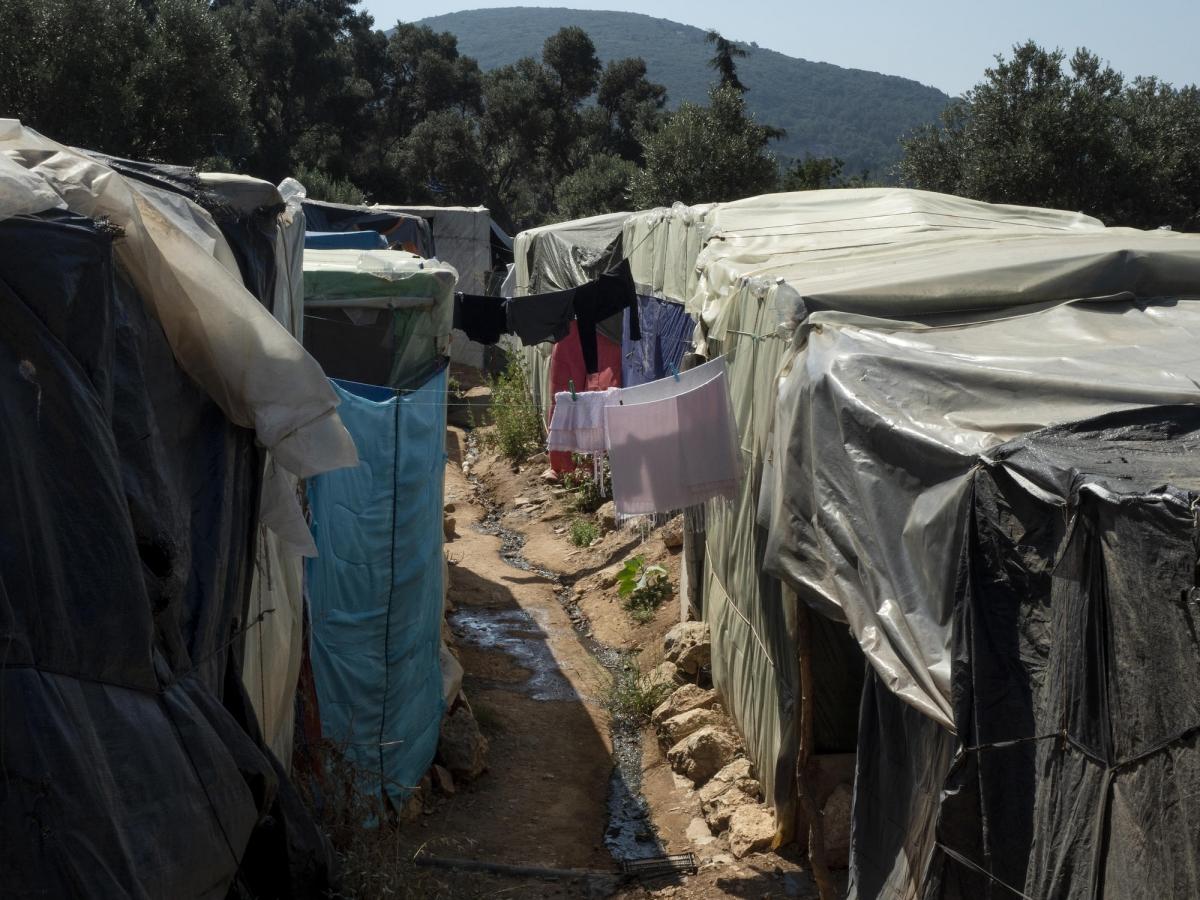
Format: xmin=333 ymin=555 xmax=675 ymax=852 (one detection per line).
xmin=374 ymin=204 xmax=492 ymax=294
xmin=0 ymin=120 xmax=357 ymax=479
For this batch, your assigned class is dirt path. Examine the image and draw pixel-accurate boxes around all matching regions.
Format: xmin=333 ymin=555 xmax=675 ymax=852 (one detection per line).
xmin=410 ymin=428 xmax=616 ymax=881
xmin=399 ymin=424 xmax=827 ymax=900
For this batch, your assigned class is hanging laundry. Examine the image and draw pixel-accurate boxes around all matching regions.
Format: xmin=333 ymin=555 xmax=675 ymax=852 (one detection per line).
xmin=575 ymin=258 xmax=640 ymax=375
xmin=546 ymin=322 xmax=623 ymax=473
xmin=505 ymin=285 xmax=576 ymax=345
xmin=454 ymin=292 xmax=508 ymax=345
xmin=547 ymin=387 xmax=619 ymax=454
xmin=622 ymin=294 xmax=696 ymax=387
xmin=604 ymin=360 xmax=740 ymax=515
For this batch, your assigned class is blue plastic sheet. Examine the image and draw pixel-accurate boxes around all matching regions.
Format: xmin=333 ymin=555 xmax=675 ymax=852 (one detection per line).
xmin=621 ymin=294 xmax=696 ymax=387
xmin=306 ymin=368 xmax=448 ymax=802
xmin=304 ymin=230 xmax=388 ymax=250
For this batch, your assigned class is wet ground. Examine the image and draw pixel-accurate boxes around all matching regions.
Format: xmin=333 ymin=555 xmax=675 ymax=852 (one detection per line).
xmin=453 ymin=437 xmax=669 ymax=867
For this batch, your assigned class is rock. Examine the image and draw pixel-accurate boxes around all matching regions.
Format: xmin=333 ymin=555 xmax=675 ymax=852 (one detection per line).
xmin=702 ymin=785 xmax=757 ymax=833
xmin=699 ymin=759 xmax=761 ymax=832
xmin=686 ymin=817 xmax=716 ymax=845
xmin=528 ymin=451 xmax=548 ymax=464
xmin=640 ymin=661 xmax=683 ymax=694
xmin=513 ymin=496 xmax=532 ymax=507
xmin=432 ymin=764 xmax=456 ymax=796
xmin=596 ymin=501 xmax=618 ymax=531
xmin=821 ymin=782 xmax=853 ymax=869
xmin=599 ymin=563 xmax=623 ymax=589
xmin=667 ymin=725 xmax=739 ymax=786
xmin=728 ymin=805 xmax=776 ymax=859
xmin=663 ymin=621 xmax=711 ymax=676
xmin=443 ymin=516 xmax=456 ymax=540
xmin=438 ymin=705 xmax=488 ymax=781
xmin=651 ymin=684 xmax=718 ymax=726
xmin=660 ymin=707 xmax=725 ymax=745
xmin=697 ymin=758 xmax=756 ymax=806
xmin=660 ymin=517 xmax=684 ymax=550
xmin=443 ymin=501 xmax=456 ymax=513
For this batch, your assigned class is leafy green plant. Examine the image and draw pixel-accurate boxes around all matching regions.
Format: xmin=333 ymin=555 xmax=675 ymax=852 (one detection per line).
xmin=605 ymin=664 xmax=674 ymax=725
xmin=616 ymin=555 xmax=671 ymax=623
xmin=569 ymin=518 xmax=599 ymax=547
xmin=486 ymin=349 xmax=544 ymax=461
xmin=562 ymin=457 xmax=606 ymax=513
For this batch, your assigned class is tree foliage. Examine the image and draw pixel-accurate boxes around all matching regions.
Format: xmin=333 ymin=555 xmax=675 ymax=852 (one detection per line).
xmin=0 ymin=0 xmax=249 ymax=163
xmin=631 ymin=85 xmax=779 ymax=208
xmin=705 ymin=30 xmax=748 ymax=93
xmin=0 ymin=0 xmax=948 ymax=229
xmin=900 ymin=41 xmax=1200 ymax=231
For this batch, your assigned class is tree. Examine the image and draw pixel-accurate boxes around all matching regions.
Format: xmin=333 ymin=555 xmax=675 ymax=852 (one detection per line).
xmin=0 ymin=0 xmax=250 ymax=164
xmin=596 ymin=57 xmax=668 ymax=162
xmin=542 ymin=26 xmax=601 ymax=105
xmin=900 ymin=41 xmax=1200 ymax=231
xmin=706 ymin=30 xmax=748 ymax=93
xmin=781 ymin=155 xmax=874 ymax=191
xmin=630 ymin=84 xmax=779 ymax=208
xmin=554 ymin=154 xmax=637 ymax=220
xmin=214 ymin=0 xmax=371 ymax=180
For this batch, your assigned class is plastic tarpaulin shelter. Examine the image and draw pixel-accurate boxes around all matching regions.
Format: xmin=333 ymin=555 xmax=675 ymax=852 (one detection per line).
xmin=925 ymin=406 xmax=1200 ymax=900
xmin=512 ymin=211 xmax=631 ymax=427
xmin=1 ymin=120 xmax=356 ymax=897
xmin=619 ymin=188 xmax=1200 ymax=895
xmin=303 ymin=248 xmax=456 ymax=390
xmin=375 ymin=204 xmax=494 ymax=294
xmin=306 ymin=369 xmax=449 ymax=804
xmin=301 ymin=197 xmax=433 ymax=258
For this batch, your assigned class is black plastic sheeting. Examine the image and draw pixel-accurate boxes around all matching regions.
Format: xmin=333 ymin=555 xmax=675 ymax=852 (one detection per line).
xmin=87 ymin=151 xmax=284 ymax=319
xmin=925 ymin=406 xmax=1200 ymax=900
xmin=0 ymin=210 xmax=332 ymax=897
xmin=301 ymin=198 xmax=433 ymax=259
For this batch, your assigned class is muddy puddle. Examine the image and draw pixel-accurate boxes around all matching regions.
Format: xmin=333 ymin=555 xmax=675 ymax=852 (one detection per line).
xmin=459 ymin=439 xmax=667 ymax=864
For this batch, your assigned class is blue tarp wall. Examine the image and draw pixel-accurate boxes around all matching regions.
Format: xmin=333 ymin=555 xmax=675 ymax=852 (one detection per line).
xmin=306 ymin=368 xmax=448 ymax=802
xmin=304 ymin=230 xmax=388 ymax=250
xmin=622 ymin=294 xmax=696 ymax=386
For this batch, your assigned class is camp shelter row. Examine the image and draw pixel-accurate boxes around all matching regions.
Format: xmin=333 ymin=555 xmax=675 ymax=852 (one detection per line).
xmin=510 ymin=190 xmax=1200 ymax=900
xmin=0 ymin=121 xmax=504 ymax=896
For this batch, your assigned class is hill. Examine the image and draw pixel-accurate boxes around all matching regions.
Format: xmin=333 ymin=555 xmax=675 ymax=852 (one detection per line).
xmin=415 ymin=7 xmax=952 ymax=179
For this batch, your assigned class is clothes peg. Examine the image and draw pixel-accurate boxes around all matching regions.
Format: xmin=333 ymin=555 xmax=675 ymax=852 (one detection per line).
xmin=669 ymin=362 xmax=680 ymax=383
xmin=568 ymin=379 xmax=577 ymax=401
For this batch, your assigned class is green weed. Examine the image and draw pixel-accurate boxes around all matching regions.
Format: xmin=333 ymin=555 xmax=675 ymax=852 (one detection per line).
xmin=569 ymin=518 xmax=599 ymax=547
xmin=485 ymin=349 xmax=544 ymax=461
xmin=605 ymin=665 xmax=674 ymax=725
xmin=617 ymin=555 xmax=671 ymax=623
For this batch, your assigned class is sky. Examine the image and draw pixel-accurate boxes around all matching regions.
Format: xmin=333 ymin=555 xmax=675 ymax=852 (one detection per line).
xmin=360 ymin=0 xmax=1199 ymax=96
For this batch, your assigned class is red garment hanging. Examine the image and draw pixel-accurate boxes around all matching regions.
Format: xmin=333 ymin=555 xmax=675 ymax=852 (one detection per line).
xmin=547 ymin=321 xmax=622 ymax=473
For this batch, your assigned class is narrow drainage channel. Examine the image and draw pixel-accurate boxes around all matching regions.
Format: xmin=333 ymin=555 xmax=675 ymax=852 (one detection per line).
xmin=456 ymin=437 xmax=664 ymax=865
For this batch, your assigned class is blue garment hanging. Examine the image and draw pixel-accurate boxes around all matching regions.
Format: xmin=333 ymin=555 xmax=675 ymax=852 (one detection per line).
xmin=621 ymin=294 xmax=696 ymax=387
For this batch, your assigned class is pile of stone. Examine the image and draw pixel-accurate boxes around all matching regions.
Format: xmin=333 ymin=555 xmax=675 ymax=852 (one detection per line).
xmin=651 ymin=623 xmax=778 ymax=859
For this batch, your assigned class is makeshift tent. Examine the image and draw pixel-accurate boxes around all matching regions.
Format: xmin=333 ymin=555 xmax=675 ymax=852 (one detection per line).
xmin=0 ymin=120 xmax=355 ymax=897
xmin=610 ymin=188 xmax=1200 ymax=898
xmin=306 ymin=370 xmax=449 ymax=804
xmin=303 ymin=248 xmax=457 ymax=390
xmin=300 ymin=196 xmax=433 ymax=257
xmin=927 ymin=406 xmax=1200 ymax=900
xmin=512 ymin=212 xmax=632 ymax=465
xmin=375 ymin=204 xmax=502 ymax=294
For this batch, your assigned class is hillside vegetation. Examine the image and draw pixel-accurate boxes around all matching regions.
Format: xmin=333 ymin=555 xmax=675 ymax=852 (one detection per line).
xmin=418 ymin=7 xmax=951 ymax=177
